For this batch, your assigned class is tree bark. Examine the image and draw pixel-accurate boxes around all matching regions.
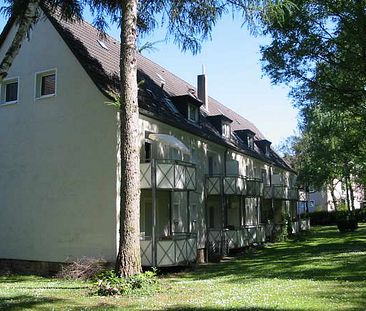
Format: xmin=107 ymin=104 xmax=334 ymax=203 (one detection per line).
xmin=0 ymin=0 xmax=40 ymax=82
xmin=329 ymin=180 xmax=338 ymax=211
xmin=344 ymin=175 xmax=351 ymax=212
xmin=349 ymin=180 xmax=355 ymax=211
xmin=115 ymin=0 xmax=141 ymax=277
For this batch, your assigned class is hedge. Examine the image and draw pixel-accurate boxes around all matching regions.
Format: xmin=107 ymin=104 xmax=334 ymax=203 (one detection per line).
xmin=309 ymin=209 xmax=366 ymax=226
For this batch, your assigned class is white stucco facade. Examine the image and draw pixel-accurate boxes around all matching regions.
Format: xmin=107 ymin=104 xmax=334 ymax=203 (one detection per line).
xmin=0 ymin=18 xmax=118 ymax=262
xmin=0 ymin=15 xmax=302 ymax=266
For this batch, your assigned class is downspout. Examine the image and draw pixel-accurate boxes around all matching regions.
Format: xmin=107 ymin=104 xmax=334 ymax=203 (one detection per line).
xmin=220 ymin=148 xmax=228 ymax=256
xmin=151 ymin=159 xmax=157 ymax=267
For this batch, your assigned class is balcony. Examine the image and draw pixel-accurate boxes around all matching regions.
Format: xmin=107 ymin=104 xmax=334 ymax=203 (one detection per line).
xmin=288 ymin=188 xmax=299 ymax=200
xmin=140 ymin=233 xmax=197 ymax=267
xmin=264 ymin=185 xmax=298 ymax=200
xmin=207 ymin=225 xmax=266 ymax=257
xmin=246 ymin=179 xmax=263 ymax=197
xmin=299 ymin=189 xmax=309 ymax=201
xmin=206 ymin=175 xmax=263 ymax=196
xmin=140 ymin=160 xmax=196 ymax=191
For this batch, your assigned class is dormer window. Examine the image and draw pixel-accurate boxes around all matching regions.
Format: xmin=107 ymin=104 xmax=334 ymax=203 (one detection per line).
xmin=255 ymin=139 xmax=272 ymax=157
xmin=222 ymin=123 xmax=231 ymax=138
xmin=234 ymin=129 xmax=256 ymax=150
xmin=170 ymin=94 xmax=202 ymax=123
xmin=188 ymin=104 xmax=198 ymax=122
xmin=207 ymin=115 xmax=233 ymax=138
xmin=247 ymin=136 xmax=254 ymax=150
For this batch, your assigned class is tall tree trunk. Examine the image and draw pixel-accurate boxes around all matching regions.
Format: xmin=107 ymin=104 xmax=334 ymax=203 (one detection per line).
xmin=0 ymin=0 xmax=40 ymax=82
xmin=329 ymin=180 xmax=338 ymax=211
xmin=115 ymin=0 xmax=141 ymax=278
xmin=344 ymin=175 xmax=351 ymax=212
xmin=349 ymin=181 xmax=355 ymax=211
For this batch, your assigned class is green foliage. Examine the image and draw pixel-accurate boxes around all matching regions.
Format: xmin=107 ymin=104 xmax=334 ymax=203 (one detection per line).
xmin=310 ymin=209 xmax=366 ymax=226
xmin=262 ymin=0 xmax=366 ymax=188
xmin=336 ymin=215 xmax=358 ymax=232
xmin=96 ymin=269 xmax=158 ymax=296
xmin=286 ymin=215 xmax=293 ymax=236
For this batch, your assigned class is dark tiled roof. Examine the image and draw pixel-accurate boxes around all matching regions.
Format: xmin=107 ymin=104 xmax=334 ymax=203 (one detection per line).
xmin=0 ymin=12 xmax=294 ymax=172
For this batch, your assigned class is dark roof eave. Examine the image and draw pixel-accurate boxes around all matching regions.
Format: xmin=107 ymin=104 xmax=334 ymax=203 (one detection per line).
xmin=139 ymin=107 xmax=295 ymax=173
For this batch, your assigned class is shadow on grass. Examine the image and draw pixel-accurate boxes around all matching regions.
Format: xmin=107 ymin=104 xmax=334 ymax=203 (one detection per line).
xmin=175 ymin=224 xmax=366 ymax=284
xmin=0 ymin=295 xmax=125 ymax=310
xmin=163 ymin=306 xmax=302 ymax=311
xmin=0 ymin=295 xmax=65 ymax=310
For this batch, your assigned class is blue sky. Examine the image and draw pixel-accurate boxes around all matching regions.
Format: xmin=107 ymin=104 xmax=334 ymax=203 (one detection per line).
xmin=0 ymin=6 xmax=298 ymax=147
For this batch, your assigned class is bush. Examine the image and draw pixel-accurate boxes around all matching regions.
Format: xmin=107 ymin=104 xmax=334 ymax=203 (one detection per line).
xmin=355 ymin=208 xmax=366 ymax=222
xmin=96 ymin=269 xmax=158 ymax=296
xmin=336 ymin=214 xmax=358 ymax=232
xmin=309 ymin=209 xmax=366 ymax=226
xmin=309 ymin=211 xmax=338 ymax=226
xmin=56 ymin=257 xmax=108 ymax=280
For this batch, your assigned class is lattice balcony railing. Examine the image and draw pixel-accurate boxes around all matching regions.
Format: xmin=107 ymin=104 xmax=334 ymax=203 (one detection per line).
xmin=140 ymin=233 xmax=197 ymax=267
xmin=206 ymin=175 xmax=263 ymax=196
xmin=140 ymin=160 xmax=196 ymax=191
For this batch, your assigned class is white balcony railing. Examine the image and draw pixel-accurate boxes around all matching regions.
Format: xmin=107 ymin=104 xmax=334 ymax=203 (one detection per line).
xmin=206 ymin=175 xmax=263 ymax=197
xmin=140 ymin=160 xmax=196 ymax=191
xmin=140 ymin=233 xmax=197 ymax=267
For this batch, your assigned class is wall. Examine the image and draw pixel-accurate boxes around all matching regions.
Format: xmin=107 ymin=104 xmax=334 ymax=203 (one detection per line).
xmin=0 ymin=18 xmax=118 ymax=262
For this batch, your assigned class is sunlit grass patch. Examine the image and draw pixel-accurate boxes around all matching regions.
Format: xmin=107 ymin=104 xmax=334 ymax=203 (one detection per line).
xmin=1 ymin=224 xmax=365 ymax=310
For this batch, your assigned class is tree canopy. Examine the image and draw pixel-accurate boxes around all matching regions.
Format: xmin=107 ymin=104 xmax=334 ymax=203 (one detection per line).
xmin=262 ymin=0 xmax=366 ymax=200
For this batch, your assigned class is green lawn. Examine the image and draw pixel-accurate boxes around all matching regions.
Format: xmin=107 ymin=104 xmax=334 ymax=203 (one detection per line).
xmin=1 ymin=225 xmax=366 ymax=310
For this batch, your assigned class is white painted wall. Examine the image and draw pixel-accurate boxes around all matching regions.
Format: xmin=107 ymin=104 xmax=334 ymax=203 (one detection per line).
xmin=0 ymin=18 xmax=118 ymax=262
xmin=0 ymin=15 xmax=299 ymax=264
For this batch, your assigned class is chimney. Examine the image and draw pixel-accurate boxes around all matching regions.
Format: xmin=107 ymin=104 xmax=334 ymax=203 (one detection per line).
xmin=197 ymin=66 xmax=208 ymax=111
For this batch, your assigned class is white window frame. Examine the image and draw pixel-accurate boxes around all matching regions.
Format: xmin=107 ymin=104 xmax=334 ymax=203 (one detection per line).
xmin=222 ymin=123 xmax=231 ymax=138
xmin=34 ymin=68 xmax=57 ymax=100
xmin=0 ymin=76 xmax=19 ymax=106
xmin=188 ymin=104 xmax=198 ymax=122
xmin=247 ymin=136 xmax=254 ymax=149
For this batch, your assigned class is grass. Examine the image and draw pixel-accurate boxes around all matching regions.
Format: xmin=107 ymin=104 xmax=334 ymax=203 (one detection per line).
xmin=1 ymin=225 xmax=365 ymax=310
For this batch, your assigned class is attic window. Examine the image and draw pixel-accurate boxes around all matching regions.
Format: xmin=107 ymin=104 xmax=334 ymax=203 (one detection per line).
xmin=35 ymin=69 xmax=56 ymax=99
xmin=1 ymin=77 xmax=18 ymax=105
xmin=188 ymin=104 xmax=198 ymax=122
xmin=222 ymin=123 xmax=231 ymax=138
xmin=247 ymin=136 xmax=254 ymax=149
xmin=97 ymin=40 xmax=109 ymax=50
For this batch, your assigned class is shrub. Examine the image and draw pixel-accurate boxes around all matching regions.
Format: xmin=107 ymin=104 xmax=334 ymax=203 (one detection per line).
xmin=96 ymin=269 xmax=158 ymax=296
xmin=56 ymin=257 xmax=108 ymax=280
xmin=309 ymin=211 xmax=338 ymax=226
xmin=309 ymin=209 xmax=366 ymax=227
xmin=336 ymin=214 xmax=358 ymax=232
xmin=355 ymin=208 xmax=366 ymax=222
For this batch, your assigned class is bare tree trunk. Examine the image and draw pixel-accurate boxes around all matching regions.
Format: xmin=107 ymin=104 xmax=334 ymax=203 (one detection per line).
xmin=115 ymin=0 xmax=141 ymax=278
xmin=345 ymin=175 xmax=351 ymax=212
xmin=0 ymin=0 xmax=40 ymax=82
xmin=329 ymin=180 xmax=338 ymax=211
xmin=349 ymin=181 xmax=355 ymax=211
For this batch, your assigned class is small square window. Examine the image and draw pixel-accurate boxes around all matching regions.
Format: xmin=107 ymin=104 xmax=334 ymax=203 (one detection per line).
xmin=1 ymin=78 xmax=18 ymax=105
xmin=41 ymin=74 xmax=55 ymax=96
xmin=35 ymin=69 xmax=56 ymax=99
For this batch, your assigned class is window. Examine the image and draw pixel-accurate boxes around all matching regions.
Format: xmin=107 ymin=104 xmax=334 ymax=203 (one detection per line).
xmin=247 ymin=136 xmax=254 ymax=149
xmin=1 ymin=78 xmax=18 ymax=105
xmin=222 ymin=123 xmax=231 ymax=138
xmin=144 ymin=141 xmax=152 ymax=162
xmin=208 ymin=156 xmax=214 ymax=176
xmin=35 ymin=69 xmax=56 ymax=99
xmin=188 ymin=104 xmax=198 ymax=122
